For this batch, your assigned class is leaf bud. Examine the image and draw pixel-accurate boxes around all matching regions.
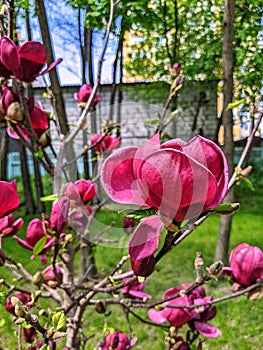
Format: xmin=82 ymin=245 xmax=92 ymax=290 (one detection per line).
xmin=32 ymin=271 xmax=45 ymax=287
xmin=95 ymin=300 xmax=107 ymax=314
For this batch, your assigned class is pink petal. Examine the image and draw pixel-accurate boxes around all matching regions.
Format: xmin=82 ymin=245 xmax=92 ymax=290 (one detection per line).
xmin=138 ymin=149 xmax=218 ymax=221
xmin=129 ymin=337 xmax=137 ymax=348
xmin=128 ymin=215 xmax=163 ymax=261
xmin=0 ymin=180 xmax=20 ymax=218
xmin=194 ymin=321 xmax=221 ymax=338
xmin=40 ymin=58 xmax=63 ymax=75
xmin=182 ymin=136 xmax=228 ymax=204
xmin=14 ymin=236 xmax=33 ymax=250
xmin=148 ymin=309 xmax=168 ymax=324
xmin=128 ymin=290 xmax=152 ymax=299
xmin=0 ymin=36 xmax=22 ymax=77
xmin=101 ymin=146 xmax=148 ymax=205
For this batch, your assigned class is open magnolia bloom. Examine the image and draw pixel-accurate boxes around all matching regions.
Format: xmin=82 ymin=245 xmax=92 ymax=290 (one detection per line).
xmin=99 ymin=331 xmax=137 ymax=350
xmin=0 ymin=36 xmax=62 ymax=83
xmin=101 ymin=133 xmax=228 ymax=276
xmin=148 ymin=284 xmax=220 ymax=338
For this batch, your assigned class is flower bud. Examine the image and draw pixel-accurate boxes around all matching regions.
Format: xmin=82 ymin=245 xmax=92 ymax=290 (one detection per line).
xmin=7 ymin=102 xmax=24 ymax=122
xmin=230 ymin=243 xmax=263 ymax=287
xmin=130 ymin=255 xmax=156 ymax=278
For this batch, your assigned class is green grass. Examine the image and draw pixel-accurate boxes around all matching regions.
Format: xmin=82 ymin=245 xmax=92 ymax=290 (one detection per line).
xmin=0 ymin=177 xmax=263 ymax=349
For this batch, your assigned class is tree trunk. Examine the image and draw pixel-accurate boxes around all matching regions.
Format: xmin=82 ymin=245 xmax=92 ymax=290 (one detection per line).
xmin=0 ymin=129 xmax=8 ymax=180
xmin=19 ymin=143 xmax=35 ymax=215
xmin=35 ymin=0 xmax=69 ymax=136
xmin=214 ymin=0 xmax=235 ymax=264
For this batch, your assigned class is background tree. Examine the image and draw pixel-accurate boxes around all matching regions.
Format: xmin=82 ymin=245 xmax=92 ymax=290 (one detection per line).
xmin=214 ymin=0 xmax=235 ymax=264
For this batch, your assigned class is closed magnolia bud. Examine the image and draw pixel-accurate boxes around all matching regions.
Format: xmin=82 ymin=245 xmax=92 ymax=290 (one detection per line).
xmin=7 ymin=102 xmax=24 ymax=122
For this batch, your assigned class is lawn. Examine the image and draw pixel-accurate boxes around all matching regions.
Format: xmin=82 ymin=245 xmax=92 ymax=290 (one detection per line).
xmin=0 ymin=177 xmax=262 ymax=349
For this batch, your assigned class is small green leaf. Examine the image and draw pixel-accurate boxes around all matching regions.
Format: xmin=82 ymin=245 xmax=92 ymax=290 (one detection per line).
xmin=243 ymin=178 xmax=255 ymax=191
xmin=0 ymin=319 xmax=5 ymax=327
xmin=34 ymin=149 xmax=44 ymax=159
xmin=52 ymin=311 xmax=66 ymax=331
xmin=40 ymin=194 xmax=59 ymax=202
xmin=146 ymin=119 xmax=163 ymax=125
xmin=39 ymin=345 xmax=50 ymax=350
xmin=33 ymin=236 xmax=48 ymax=256
xmin=211 ymin=203 xmax=240 ymax=215
xmin=227 ymin=99 xmax=246 ymax=110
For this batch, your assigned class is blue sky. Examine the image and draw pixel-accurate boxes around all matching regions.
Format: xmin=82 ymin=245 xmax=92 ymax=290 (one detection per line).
xmin=17 ymin=1 xmax=119 ymax=85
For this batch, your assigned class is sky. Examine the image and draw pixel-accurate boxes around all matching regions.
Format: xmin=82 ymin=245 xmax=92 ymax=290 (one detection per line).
xmin=17 ymin=1 xmax=119 ymax=86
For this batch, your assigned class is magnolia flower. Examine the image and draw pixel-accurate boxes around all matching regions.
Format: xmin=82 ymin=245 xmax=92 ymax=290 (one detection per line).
xmin=100 ymin=331 xmax=137 ymax=350
xmin=122 ymin=277 xmax=151 ymax=300
xmin=123 ymin=217 xmax=136 ymax=234
xmin=15 ymin=218 xmax=54 ymax=255
xmin=2 ymin=88 xmax=49 ymax=141
xmin=90 ymin=133 xmax=121 ymax=153
xmin=63 ymin=179 xmax=97 ymax=205
xmin=0 ymin=180 xmax=20 ymax=218
xmin=0 ymin=36 xmax=62 ymax=83
xmin=42 ymin=263 xmax=63 ymax=287
xmin=148 ymin=284 xmax=220 ymax=338
xmin=23 ymin=327 xmax=37 ymax=343
xmin=101 ymin=133 xmax=228 ymax=276
xmin=5 ymin=293 xmax=31 ymax=315
xmin=49 ymin=196 xmax=70 ymax=233
xmin=227 ymin=243 xmax=263 ymax=289
xmin=0 ymin=213 xmax=23 ymax=237
xmin=74 ymin=83 xmax=100 ymax=108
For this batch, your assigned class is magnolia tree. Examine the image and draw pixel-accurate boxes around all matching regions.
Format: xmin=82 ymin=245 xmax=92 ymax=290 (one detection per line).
xmin=0 ymin=2 xmax=263 ymax=350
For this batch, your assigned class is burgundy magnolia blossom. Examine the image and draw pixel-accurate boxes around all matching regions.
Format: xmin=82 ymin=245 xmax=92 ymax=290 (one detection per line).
xmin=2 ymin=88 xmax=50 ymax=141
xmin=15 ymin=218 xmax=54 ymax=256
xmin=148 ymin=284 xmax=220 ymax=338
xmin=90 ymin=133 xmax=121 ymax=153
xmin=0 ymin=36 xmax=62 ymax=83
xmin=0 ymin=180 xmax=20 ymax=218
xmin=5 ymin=293 xmax=31 ymax=315
xmin=23 ymin=327 xmax=37 ymax=343
xmin=101 ymin=133 xmax=228 ymax=276
xmin=123 ymin=217 xmax=136 ymax=234
xmin=225 ymin=243 xmax=263 ymax=290
xmin=63 ymin=179 xmax=97 ymax=205
xmin=100 ymin=331 xmax=137 ymax=350
xmin=74 ymin=83 xmax=100 ymax=108
xmin=43 ymin=263 xmax=63 ymax=287
xmin=0 ymin=213 xmax=23 ymax=237
xmin=50 ymin=196 xmax=70 ymax=233
xmin=122 ymin=277 xmax=152 ymax=300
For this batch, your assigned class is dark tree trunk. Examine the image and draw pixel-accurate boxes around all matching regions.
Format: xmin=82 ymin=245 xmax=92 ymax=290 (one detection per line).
xmin=0 ymin=129 xmax=8 ymax=180
xmin=35 ymin=0 xmax=68 ymax=137
xmin=25 ymin=9 xmax=45 ymax=214
xmin=19 ymin=143 xmax=35 ymax=215
xmin=214 ymin=0 xmax=235 ymax=264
